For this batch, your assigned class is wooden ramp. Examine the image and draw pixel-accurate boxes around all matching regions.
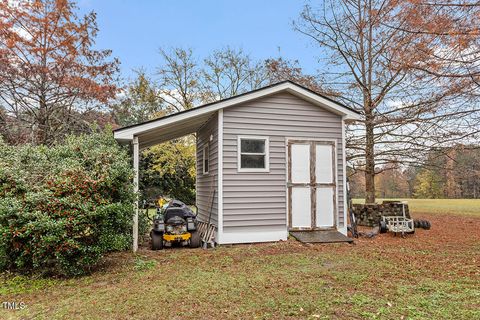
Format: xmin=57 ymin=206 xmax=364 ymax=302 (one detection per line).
xmin=290 ymin=230 xmax=353 ymax=244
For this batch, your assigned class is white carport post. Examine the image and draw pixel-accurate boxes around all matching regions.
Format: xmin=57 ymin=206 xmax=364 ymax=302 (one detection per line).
xmin=132 ymin=136 xmax=139 ymax=252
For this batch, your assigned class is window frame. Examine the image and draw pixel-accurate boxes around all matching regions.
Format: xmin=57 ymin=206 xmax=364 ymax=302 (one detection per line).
xmin=202 ymin=143 xmax=209 ymax=175
xmin=237 ymin=136 xmax=270 ymax=173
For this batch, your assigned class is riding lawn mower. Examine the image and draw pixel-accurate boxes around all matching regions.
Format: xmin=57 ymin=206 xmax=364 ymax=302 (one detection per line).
xmin=150 ymin=198 xmax=201 ymax=250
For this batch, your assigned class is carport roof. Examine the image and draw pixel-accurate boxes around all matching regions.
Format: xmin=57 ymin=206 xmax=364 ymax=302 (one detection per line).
xmin=113 ymin=80 xmax=361 ymax=149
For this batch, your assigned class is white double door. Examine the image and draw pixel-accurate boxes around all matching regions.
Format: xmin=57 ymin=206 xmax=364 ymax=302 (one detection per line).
xmin=288 ymin=141 xmax=336 ymax=229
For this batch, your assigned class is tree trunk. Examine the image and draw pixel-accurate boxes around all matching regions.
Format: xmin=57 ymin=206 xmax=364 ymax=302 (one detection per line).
xmin=364 ymin=113 xmax=376 ymax=203
xmin=37 ymin=94 xmax=48 ymax=145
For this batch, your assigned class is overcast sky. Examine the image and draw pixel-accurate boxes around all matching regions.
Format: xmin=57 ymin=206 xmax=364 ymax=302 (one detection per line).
xmin=78 ymin=0 xmax=321 ymax=81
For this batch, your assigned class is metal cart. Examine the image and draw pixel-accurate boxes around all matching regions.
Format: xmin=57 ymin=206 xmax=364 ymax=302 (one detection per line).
xmin=380 ymin=202 xmax=414 ymax=236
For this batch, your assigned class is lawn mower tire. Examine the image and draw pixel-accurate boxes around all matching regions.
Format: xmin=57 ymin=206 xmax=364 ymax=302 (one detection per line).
xmin=189 ymin=231 xmax=201 ymax=248
xmin=379 ymin=221 xmax=388 ymax=233
xmin=151 ymin=231 xmax=164 ymax=250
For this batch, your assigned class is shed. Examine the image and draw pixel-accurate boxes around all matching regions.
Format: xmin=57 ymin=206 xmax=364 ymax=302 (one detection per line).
xmin=114 ymin=81 xmax=361 ymax=250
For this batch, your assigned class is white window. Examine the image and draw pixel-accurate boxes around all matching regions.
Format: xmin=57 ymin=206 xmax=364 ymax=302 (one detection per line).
xmin=202 ymin=144 xmax=209 ymax=175
xmin=238 ymin=136 xmax=269 ymax=172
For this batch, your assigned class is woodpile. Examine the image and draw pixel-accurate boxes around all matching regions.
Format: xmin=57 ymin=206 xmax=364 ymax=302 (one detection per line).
xmin=353 ymin=202 xmax=410 ymax=227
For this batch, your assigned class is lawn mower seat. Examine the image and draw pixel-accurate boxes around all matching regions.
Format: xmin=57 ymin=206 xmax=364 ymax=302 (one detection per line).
xmin=164 ymin=201 xmax=196 ymax=223
xmin=168 ymin=200 xmax=187 ymax=208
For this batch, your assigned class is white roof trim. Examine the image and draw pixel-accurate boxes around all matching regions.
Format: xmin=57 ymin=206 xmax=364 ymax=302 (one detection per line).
xmin=114 ymin=81 xmax=361 ymax=141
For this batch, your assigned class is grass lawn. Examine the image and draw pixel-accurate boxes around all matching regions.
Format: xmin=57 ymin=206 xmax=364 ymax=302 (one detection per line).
xmin=353 ymin=198 xmax=480 ymax=216
xmin=1 ymin=202 xmax=479 ymax=319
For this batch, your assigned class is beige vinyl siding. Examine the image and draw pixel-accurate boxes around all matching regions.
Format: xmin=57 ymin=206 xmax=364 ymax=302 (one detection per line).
xmin=196 ymin=113 xmax=218 ymax=226
xmin=222 ymin=92 xmax=345 ymax=233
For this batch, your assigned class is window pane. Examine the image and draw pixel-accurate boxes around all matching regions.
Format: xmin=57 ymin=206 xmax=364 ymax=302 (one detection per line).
xmin=204 ymin=159 xmax=209 ymax=172
xmin=241 ymin=139 xmax=265 ymax=153
xmin=241 ymin=155 xmax=265 ymax=168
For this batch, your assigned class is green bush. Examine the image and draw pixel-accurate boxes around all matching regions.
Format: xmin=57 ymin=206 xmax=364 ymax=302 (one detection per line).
xmin=142 ymin=138 xmax=196 ymax=204
xmin=137 ymin=207 xmax=152 ymax=244
xmin=0 ymin=131 xmax=135 ymax=276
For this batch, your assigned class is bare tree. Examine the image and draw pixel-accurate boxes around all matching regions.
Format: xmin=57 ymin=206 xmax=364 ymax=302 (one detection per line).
xmin=200 ymin=47 xmax=269 ymax=102
xmin=265 ymin=57 xmax=331 ymax=94
xmin=396 ymin=1 xmax=480 ymax=140
xmin=156 ymin=48 xmax=201 ymax=112
xmin=296 ymin=0 xmax=480 ymax=202
xmin=157 ymin=47 xmax=273 ymax=109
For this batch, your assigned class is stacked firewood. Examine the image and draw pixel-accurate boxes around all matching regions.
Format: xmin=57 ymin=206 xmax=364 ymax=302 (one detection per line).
xmin=352 ymin=202 xmax=410 ymax=227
